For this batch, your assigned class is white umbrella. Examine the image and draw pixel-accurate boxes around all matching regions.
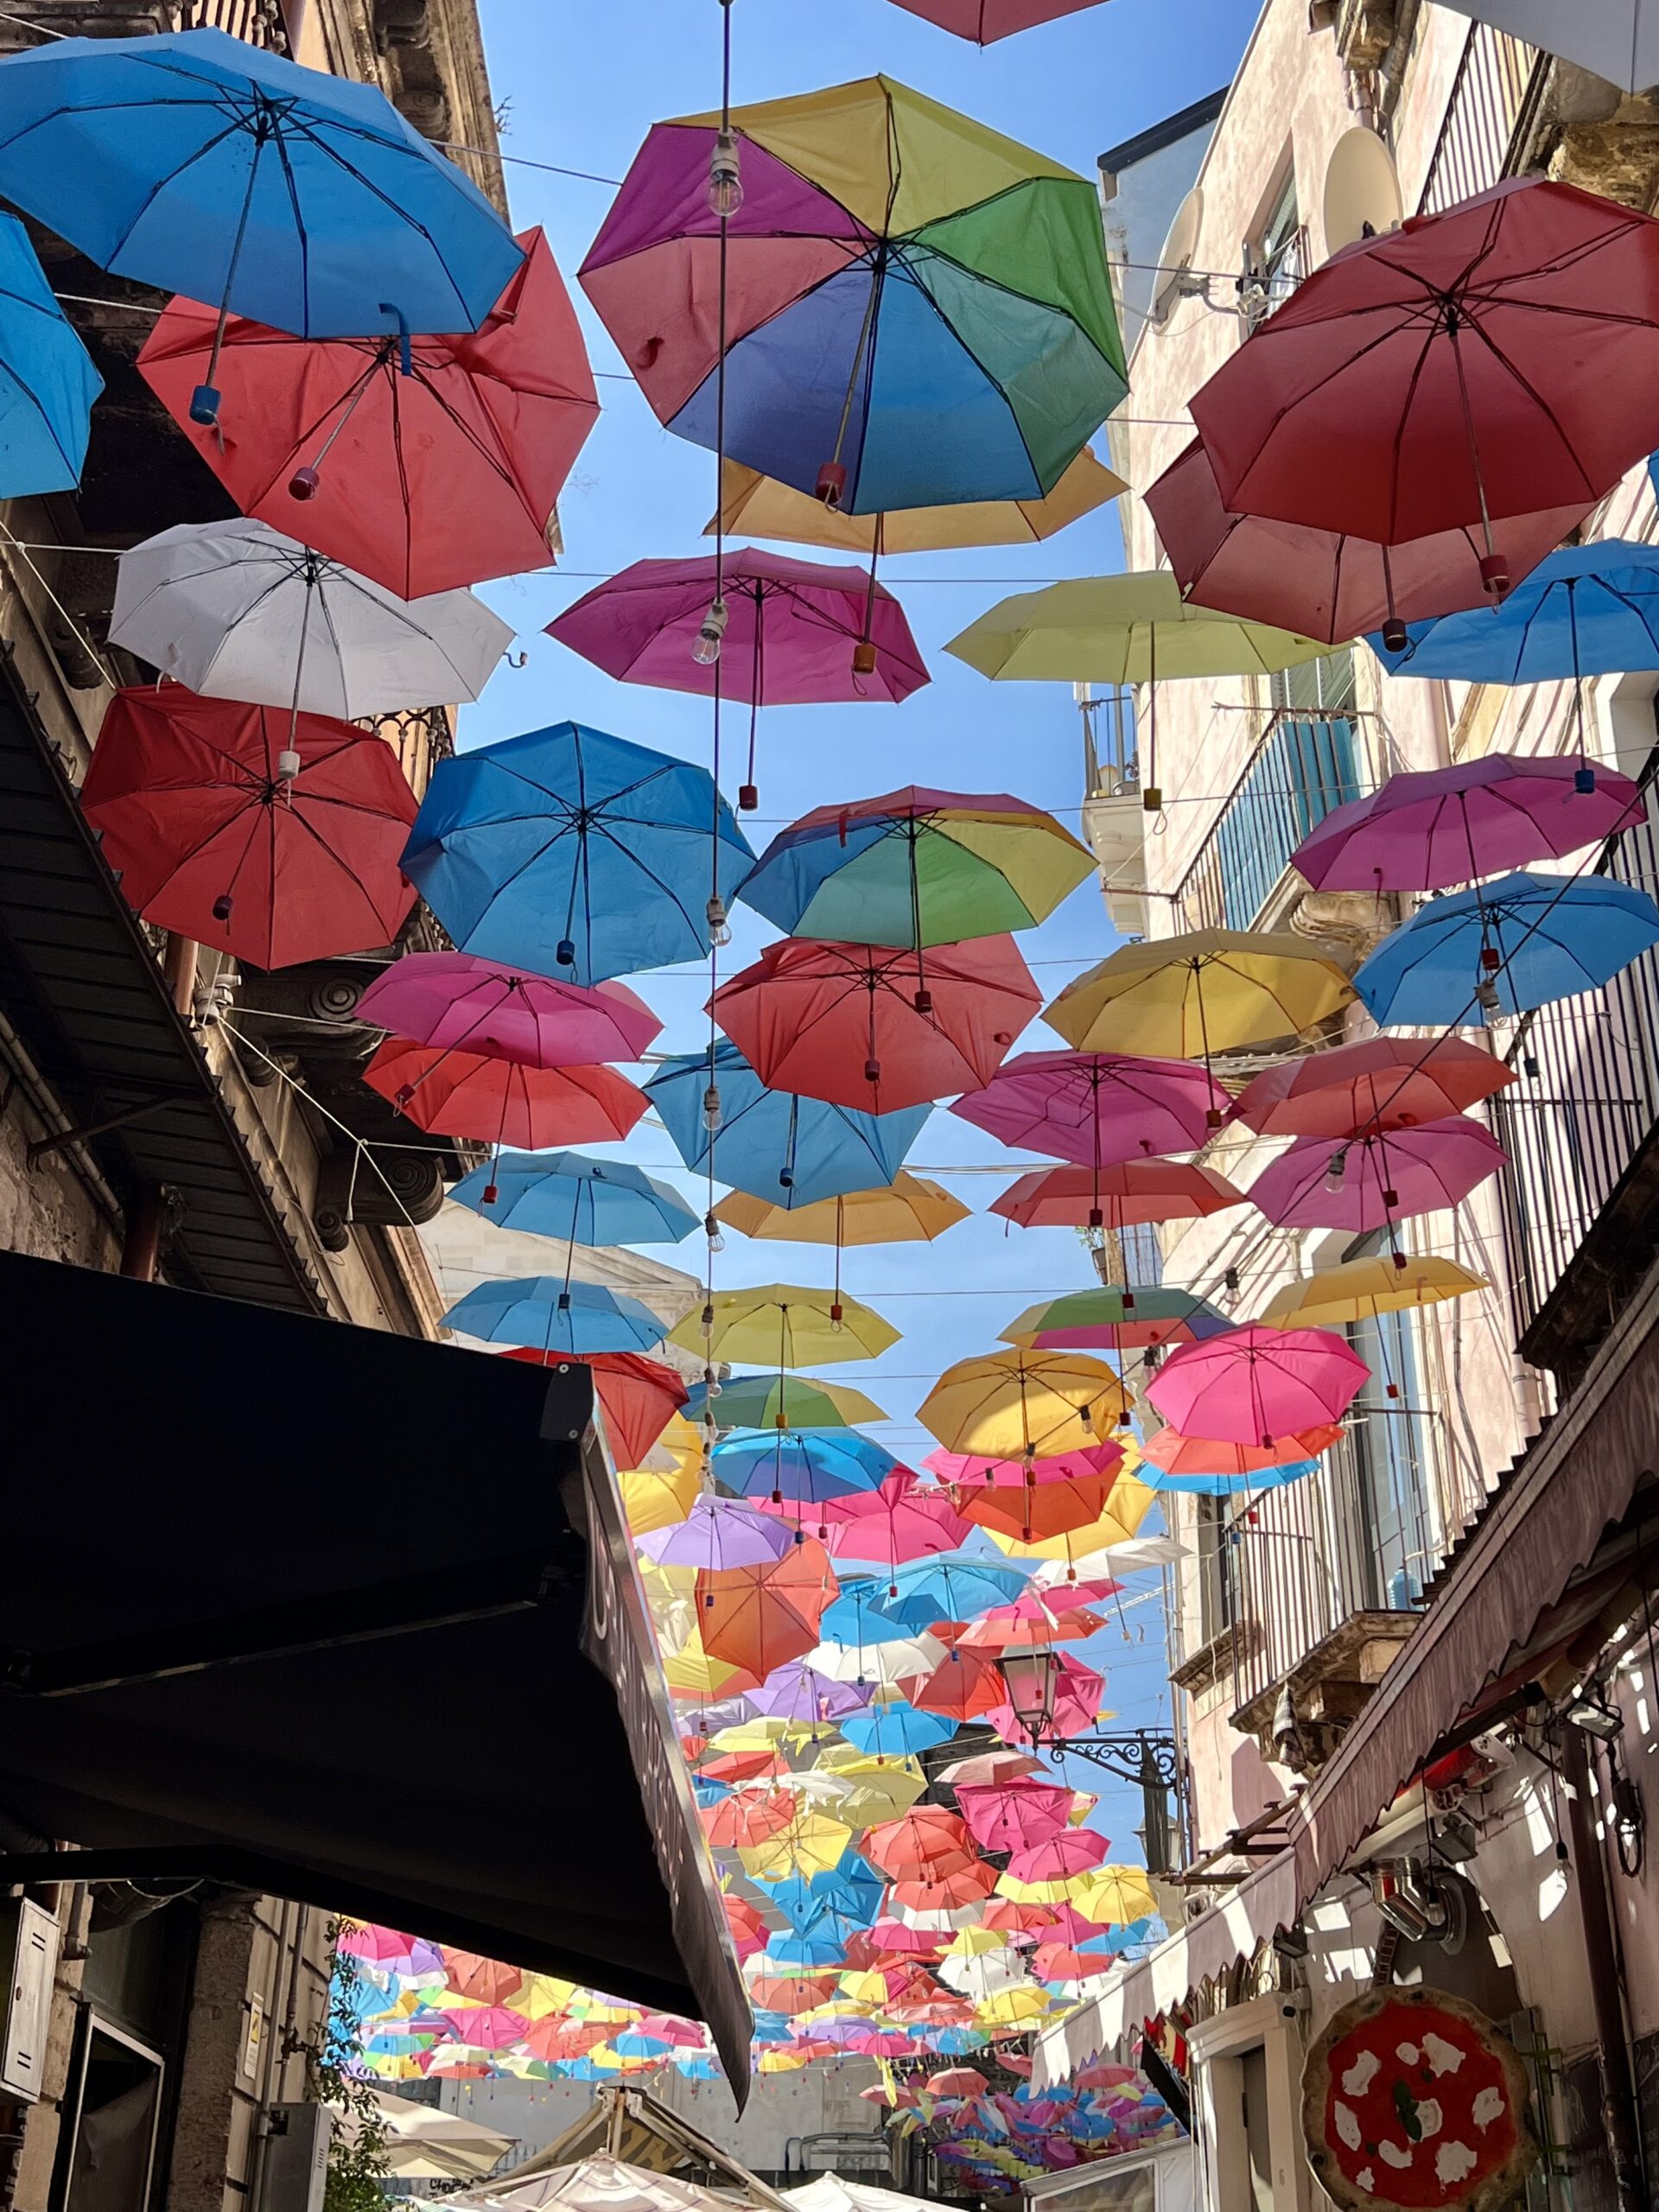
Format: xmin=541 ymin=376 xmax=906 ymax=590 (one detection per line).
xmin=1434 ymin=0 xmax=1656 ymax=92
xmin=111 ymin=518 xmax=513 ymax=720
xmin=804 ymin=1631 xmax=946 ymax=1686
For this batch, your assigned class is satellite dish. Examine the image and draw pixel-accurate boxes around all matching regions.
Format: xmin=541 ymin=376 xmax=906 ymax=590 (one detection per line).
xmin=1151 ymin=188 xmax=1204 ymax=327
xmin=1322 ymin=128 xmax=1402 ymax=256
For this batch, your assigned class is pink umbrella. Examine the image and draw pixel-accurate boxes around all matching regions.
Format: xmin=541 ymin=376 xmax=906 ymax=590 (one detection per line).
xmin=1293 ymin=753 xmax=1645 ymax=893
xmin=636 ymin=1497 xmax=792 ymax=1571
xmin=819 ymin=1472 xmax=971 ymax=1567
xmin=990 ymin=1160 xmax=1247 ymax=1231
xmin=354 ymin=952 xmax=661 ymax=1067
xmin=547 ymin=550 xmax=929 ymax=808
xmin=953 ymin=1050 xmax=1231 ymax=1164
xmin=867 ymin=1919 xmax=947 ymax=1956
xmin=1005 ymin=1829 xmax=1109 ymax=1885
xmin=1147 ymin=1325 xmax=1369 ymax=1447
xmin=1034 ymin=1944 xmax=1118 ymax=1982
xmin=987 ymin=1653 xmax=1104 ymax=1747
xmin=925 ymin=1442 xmax=1124 ymax=1489
xmin=438 ymin=2007 xmax=527 ymax=2046
xmin=1230 ymin=1034 xmax=1514 ymax=1139
xmin=957 ymin=1781 xmax=1073 ymax=1853
xmin=1248 ymin=1116 xmax=1507 ymax=1235
xmin=927 ymin=2065 xmax=990 ymax=2095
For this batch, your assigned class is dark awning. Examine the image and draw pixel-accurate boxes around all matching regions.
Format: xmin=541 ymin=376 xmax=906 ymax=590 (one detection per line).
xmin=0 ymin=1249 xmax=750 ymax=2091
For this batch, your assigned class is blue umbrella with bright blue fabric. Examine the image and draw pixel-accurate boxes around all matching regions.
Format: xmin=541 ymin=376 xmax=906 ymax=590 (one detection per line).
xmin=879 ymin=1552 xmax=1032 ymax=1631
xmin=1352 ymin=869 xmax=1659 ymax=1025
xmin=766 ymin=1929 xmax=847 ymax=1968
xmin=0 ymin=214 xmax=100 ymax=495
xmin=449 ymin=1151 xmax=698 ymax=1245
xmin=772 ymin=1853 xmax=885 ymax=1936
xmin=403 ymin=722 xmax=755 ymax=986
xmin=712 ymin=1429 xmax=897 ymax=1505
xmin=645 ymin=1039 xmax=929 ymax=1206
xmin=1139 ymin=1455 xmax=1319 ymax=1497
xmin=817 ymin=1584 xmax=918 ymax=1646
xmin=839 ymin=1700 xmax=958 ymax=1756
xmin=0 ymin=29 xmax=521 ymax=418
xmin=442 ymin=1275 xmax=665 ymax=1354
xmin=1369 ymin=541 xmax=1659 ymax=683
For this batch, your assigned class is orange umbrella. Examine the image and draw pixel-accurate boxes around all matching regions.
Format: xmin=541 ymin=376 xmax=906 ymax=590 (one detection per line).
xmin=503 ymin=1349 xmax=687 ymax=1468
xmin=900 ymin=1643 xmax=1004 ymax=1719
xmin=700 ymin=1748 xmax=788 ymax=1783
xmin=702 ymin=1789 xmax=798 ymax=1851
xmin=521 ymin=2018 xmax=610 ymax=2061
xmin=749 ymin=1971 xmax=840 ymax=2012
xmin=960 ymin=1472 xmax=1117 ymax=1544
xmin=1141 ymin=1421 xmax=1344 ymax=1478
xmin=442 ymin=1951 xmax=524 ymax=2005
xmin=865 ymin=1807 xmax=979 ymax=1884
xmin=890 ymin=1860 xmax=998 ymax=1911
xmin=365 ymin=1038 xmax=645 ymax=1147
xmin=697 ymin=1539 xmax=839 ymax=1681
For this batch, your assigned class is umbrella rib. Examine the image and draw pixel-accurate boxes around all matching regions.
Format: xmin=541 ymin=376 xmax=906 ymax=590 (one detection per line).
xmin=96 ymin=110 xmax=253 ymax=270
xmin=1456 ymin=310 xmax=1603 ymax=495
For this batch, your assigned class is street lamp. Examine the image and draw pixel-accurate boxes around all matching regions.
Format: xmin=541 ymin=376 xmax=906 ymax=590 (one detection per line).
xmin=998 ymin=1649 xmax=1062 ymax=1745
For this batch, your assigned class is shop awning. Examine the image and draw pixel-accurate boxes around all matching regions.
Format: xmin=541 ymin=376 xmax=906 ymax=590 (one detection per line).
xmin=0 ymin=1249 xmax=751 ymax=2093
xmin=1035 ymin=1243 xmax=1659 ymax=2087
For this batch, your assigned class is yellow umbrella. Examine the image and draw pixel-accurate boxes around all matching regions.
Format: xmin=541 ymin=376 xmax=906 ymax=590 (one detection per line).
xmin=919 ymin=1348 xmax=1128 ymax=1459
xmin=708 ymin=447 xmax=1128 ymax=553
xmin=1046 ymin=928 xmax=1353 ymax=1060
xmin=739 ymin=1811 xmax=853 ymax=1883
xmin=976 ymin=1986 xmax=1054 ymax=2025
xmin=943 ymin=1924 xmax=1015 ymax=1961
xmin=515 ymin=1975 xmax=578 ymax=2022
xmin=663 ymin=1637 xmax=753 ymax=1700
xmin=715 ymin=1174 xmax=969 ymax=1249
xmin=1072 ymin=1865 xmax=1158 ymax=1927
xmin=669 ymin=1281 xmax=899 ymax=1367
xmin=619 ymin=1413 xmax=702 ymax=1535
xmin=1256 ymin=1255 xmax=1488 ymax=1330
xmin=982 ymin=1471 xmax=1156 ymax=1560
xmin=805 ymin=1751 xmax=929 ymax=1827
xmin=760 ymin=2050 xmax=810 ymax=2072
xmin=709 ymin=1715 xmax=816 ymax=1751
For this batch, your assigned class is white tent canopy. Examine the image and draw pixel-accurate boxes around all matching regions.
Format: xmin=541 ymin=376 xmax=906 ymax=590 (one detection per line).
xmin=331 ymin=2088 xmax=515 ymax=2183
xmin=446 ymin=2151 xmax=753 ymax=2212
xmin=786 ymin=2177 xmax=938 ymax=2212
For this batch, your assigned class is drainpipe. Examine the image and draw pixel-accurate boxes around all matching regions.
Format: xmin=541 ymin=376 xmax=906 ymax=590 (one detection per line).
xmin=1560 ymin=1724 xmax=1645 ymax=2211
xmin=162 ymin=934 xmax=197 ymax=1020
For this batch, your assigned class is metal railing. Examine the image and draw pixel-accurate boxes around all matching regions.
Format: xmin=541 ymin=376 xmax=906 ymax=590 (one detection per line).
xmin=175 ymin=0 xmax=291 ymax=48
xmin=1174 ymin=712 xmax=1365 ymax=932
xmin=365 ymin=705 xmax=455 ymax=803
xmin=1417 ymin=19 xmax=1543 ymax=215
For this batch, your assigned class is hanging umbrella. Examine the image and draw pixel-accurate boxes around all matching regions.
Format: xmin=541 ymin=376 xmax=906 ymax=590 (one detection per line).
xmin=957 ymin=1596 xmax=1109 ymax=1650
xmin=138 ymin=229 xmax=595 ymax=597
xmin=111 ymin=521 xmax=512 ymax=718
xmin=501 ymin=1350 xmax=687 ymax=1471
xmin=698 ymin=1540 xmax=841 ymax=1681
xmin=686 ymin=1373 xmax=887 ymax=1434
xmin=741 ymin=788 xmax=1094 ymax=961
xmin=810 ymin=1632 xmax=950 ymax=1688
xmin=1188 ymin=178 xmax=1659 ymax=551
xmin=671 ymin=1283 xmax=899 ymax=1367
xmin=924 ymin=1443 xmax=1125 ymax=1488
xmin=955 ymin=1782 xmax=1072 ymax=1853
xmin=710 ymin=447 xmax=1125 ymax=550
xmin=364 ymin=1041 xmax=645 ymax=1147
xmin=580 ymin=77 xmax=1125 ymax=514
xmin=441 ymin=1276 xmax=665 ymax=1356
xmin=1139 ymin=1423 xmax=1339 ymax=1491
xmin=953 ymin=1050 xmax=1230 ymax=1165
xmin=980 ymin=1472 xmax=1153 ymax=1561
xmin=1147 ymin=1325 xmax=1369 ymax=1447
xmin=1432 ymin=0 xmax=1657 ymax=92
xmin=1001 ymin=1830 xmax=1110 ymax=1889
xmin=549 ymin=552 xmax=928 ymax=810
xmin=820 ymin=1475 xmax=971 ymax=1567
xmin=0 ymin=30 xmax=521 ymax=382
xmin=880 ymin=1553 xmax=1034 ymax=1630
xmin=990 ymin=1161 xmax=1248 ymax=1233
xmin=920 ymin=1351 xmax=1127 ymax=1460
xmin=353 ymin=955 xmax=660 ymax=1069
xmin=1293 ymin=747 xmax=1646 ymax=894
xmin=1258 ymin=1256 xmax=1489 ymax=1331
xmin=960 ymin=1475 xmax=1120 ymax=1545
xmin=711 ymin=935 xmax=1040 ymax=1114
xmin=1351 ymin=870 xmax=1659 ymax=1025
xmin=938 ymin=1751 xmax=1045 ymax=1788
xmin=1248 ymin=1117 xmax=1507 ymax=1235
xmin=817 ymin=1583 xmax=934 ymax=1645
xmin=865 ymin=1808 xmax=980 ymax=1884
xmin=1001 ymin=1287 xmax=1230 ymax=1354
xmin=1047 ymin=929 xmax=1353 ymax=1060
xmin=79 ymin=685 xmax=416 ymax=969
xmin=712 ymin=1430 xmax=898 ymax=1505
xmin=443 ymin=1953 xmax=524 ymax=2005
xmin=638 ymin=1497 xmax=794 ymax=1571
xmin=447 ymin=1151 xmax=697 ymax=1243
xmin=401 ymin=721 xmax=755 ymax=986
xmin=703 ymin=1789 xmax=797 ymax=1850
xmin=751 ymin=1662 xmax=872 ymax=1725
xmin=902 ymin=1643 xmax=1005 ymax=1720
xmin=1071 ymin=1866 xmax=1157 ymax=1929
xmin=740 ymin=1813 xmax=855 ymax=1885
xmin=1230 ymin=1035 xmax=1515 ymax=1138
xmin=715 ymin=1177 xmax=969 ymax=1249
xmin=1144 ymin=435 xmax=1586 ymax=651
xmin=647 ymin=1039 xmax=930 ymax=1206
xmin=0 ymin=213 xmax=101 ymax=496
xmin=839 ymin=1700 xmax=959 ymax=1757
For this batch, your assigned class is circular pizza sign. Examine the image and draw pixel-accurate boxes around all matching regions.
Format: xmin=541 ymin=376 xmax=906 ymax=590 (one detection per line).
xmin=1301 ymin=1986 xmax=1538 ymax=2212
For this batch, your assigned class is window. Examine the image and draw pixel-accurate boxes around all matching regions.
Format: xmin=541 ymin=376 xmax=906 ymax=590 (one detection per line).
xmin=1271 ymin=648 xmax=1357 ymax=718
xmin=1251 ymin=170 xmax=1304 ymax=312
xmin=1345 ymin=1237 xmax=1436 ymax=1608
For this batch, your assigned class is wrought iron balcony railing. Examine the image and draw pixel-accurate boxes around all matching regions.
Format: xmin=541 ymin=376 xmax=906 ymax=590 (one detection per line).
xmin=1174 ymin=709 xmax=1366 ymax=934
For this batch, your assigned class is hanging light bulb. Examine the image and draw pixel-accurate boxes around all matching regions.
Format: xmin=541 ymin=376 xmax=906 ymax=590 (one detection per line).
xmin=481 ymin=1180 xmax=499 ymax=1207
xmin=702 ymin=1081 xmax=722 ymax=1131
xmin=705 ymin=1210 xmax=725 ymax=1255
xmin=556 ymin=1290 xmax=572 ymax=1312
xmin=707 ymin=126 xmax=743 ymax=219
xmin=851 ymin=638 xmax=877 ymax=677
xmin=1324 ymin=1147 xmax=1349 ymax=1192
xmin=706 ymin=894 xmax=732 ymax=949
xmin=692 ymin=595 xmax=729 ymax=666
xmin=702 ymin=1367 xmax=721 ymax=1398
xmin=1476 ymin=976 xmax=1501 ymax=1013
xmin=555 ymin=937 xmax=576 ymax=968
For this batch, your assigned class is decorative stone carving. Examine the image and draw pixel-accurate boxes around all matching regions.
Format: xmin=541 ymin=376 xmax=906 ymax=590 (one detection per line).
xmin=1332 ymin=0 xmax=1398 ymax=73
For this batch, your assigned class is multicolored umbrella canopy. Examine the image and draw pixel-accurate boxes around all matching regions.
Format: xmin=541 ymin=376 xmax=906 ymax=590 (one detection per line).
xmin=401 ymin=721 xmax=756 ymax=985
xmin=1001 ymin=1287 xmax=1231 ymax=1353
xmin=353 ymin=956 xmax=661 ymax=1069
xmin=1147 ymin=1325 xmax=1369 ymax=1448
xmin=1248 ymin=1117 xmax=1508 ymax=1235
xmin=441 ymin=1276 xmax=665 ymax=1356
xmin=79 ymin=686 xmax=417 ymax=970
xmin=740 ymin=787 xmax=1094 ymax=948
xmin=710 ymin=446 xmax=1125 ymax=551
xmin=447 ymin=1152 xmax=699 ymax=1243
xmin=1351 ymin=871 xmax=1659 ymax=1024
xmin=581 ymin=77 xmax=1125 ymax=514
xmin=1047 ymin=928 xmax=1354 ymax=1058
xmin=1230 ymin=1034 xmax=1515 ymax=1138
xmin=954 ymin=1050 xmax=1230 ymax=1165
xmin=137 ymin=229 xmax=596 ymax=596
xmin=647 ymin=1040 xmax=931 ymax=1205
xmin=684 ymin=1373 xmax=887 ymax=1433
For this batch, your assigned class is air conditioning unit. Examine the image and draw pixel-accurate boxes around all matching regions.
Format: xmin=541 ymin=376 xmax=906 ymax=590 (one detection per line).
xmin=0 ymin=1898 xmax=59 ymax=2102
xmin=258 ymin=2103 xmax=331 ymax=2212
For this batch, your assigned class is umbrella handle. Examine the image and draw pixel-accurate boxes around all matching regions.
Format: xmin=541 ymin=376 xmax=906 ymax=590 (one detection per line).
xmin=379 ymin=303 xmax=413 ymax=378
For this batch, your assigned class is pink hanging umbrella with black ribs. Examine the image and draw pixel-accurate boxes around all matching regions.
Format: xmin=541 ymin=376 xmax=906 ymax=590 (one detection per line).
xmin=1146 ymin=1325 xmax=1369 ymax=1449
xmin=952 ymin=1050 xmax=1230 ymax=1166
xmin=888 ymin=0 xmax=1106 ymax=32
xmin=1230 ymin=1034 xmax=1514 ymax=1139
xmin=1248 ymin=1116 xmax=1507 ymax=1236
xmin=354 ymin=952 xmax=661 ymax=1067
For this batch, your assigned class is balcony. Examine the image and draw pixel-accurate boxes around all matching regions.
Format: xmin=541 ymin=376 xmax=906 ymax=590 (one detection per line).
xmin=1174 ymin=710 xmax=1365 ymax=934
xmin=1417 ymin=20 xmax=1544 ymax=216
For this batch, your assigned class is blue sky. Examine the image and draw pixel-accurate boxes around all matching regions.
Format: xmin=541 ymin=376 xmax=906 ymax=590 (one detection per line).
xmin=463 ymin=0 xmax=1258 ymax=1841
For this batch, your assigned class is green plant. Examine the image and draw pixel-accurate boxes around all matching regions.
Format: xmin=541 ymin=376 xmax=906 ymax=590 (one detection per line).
xmin=311 ymin=1926 xmax=393 ymax=2212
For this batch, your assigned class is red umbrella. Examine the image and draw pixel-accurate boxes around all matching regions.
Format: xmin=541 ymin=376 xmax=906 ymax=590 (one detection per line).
xmin=442 ymin=1951 xmax=524 ymax=2005
xmin=899 ymin=1643 xmax=1004 ymax=1720
xmin=990 ymin=1160 xmax=1247 ymax=1231
xmin=723 ymin=1895 xmax=772 ymax=1960
xmin=890 ymin=1860 xmax=997 ymax=1911
xmin=956 ymin=1781 xmax=1073 ymax=1853
xmin=701 ymin=1748 xmax=786 ymax=1783
xmin=1033 ymin=1944 xmax=1117 ymax=1982
xmin=1231 ymin=1035 xmax=1515 ymax=1139
xmin=1189 ymin=179 xmax=1659 ymax=560
xmin=1146 ymin=435 xmax=1586 ymax=649
xmin=522 ymin=2018 xmax=611 ymax=2061
xmin=365 ymin=1039 xmax=645 ymax=1147
xmin=749 ymin=1971 xmax=841 ymax=2012
xmin=355 ymin=953 xmax=660 ymax=1068
xmin=710 ymin=936 xmax=1039 ymax=1113
xmin=961 ymin=1474 xmax=1116 ymax=1544
xmin=865 ymin=1807 xmax=980 ymax=1883
xmin=138 ymin=229 xmax=598 ymax=598
xmin=1141 ymin=1422 xmax=1344 ymax=1479
xmin=953 ymin=1050 xmax=1230 ymax=1165
xmin=1147 ymin=1324 xmax=1369 ymax=1447
xmin=956 ymin=1597 xmax=1109 ymax=1650
xmin=863 ymin=1920 xmax=946 ymax=1958
xmin=1248 ymin=1117 xmax=1507 ymax=1235
xmin=702 ymin=1788 xmax=798 ymax=1851
xmin=696 ymin=1539 xmax=840 ymax=1680
xmin=80 ymin=685 xmax=417 ymax=969
xmin=926 ymin=2067 xmax=990 ymax=2096
xmin=502 ymin=1350 xmax=687 ymax=1468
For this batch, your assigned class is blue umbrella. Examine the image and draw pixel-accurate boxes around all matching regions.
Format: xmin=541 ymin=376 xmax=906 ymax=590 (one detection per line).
xmin=441 ymin=1275 xmax=665 ymax=1353
xmin=692 ymin=1777 xmax=732 ymax=1808
xmin=1352 ymin=869 xmax=1659 ymax=1025
xmin=1370 ymin=541 xmax=1659 ymax=683
xmin=0 ymin=29 xmax=521 ymax=422
xmin=879 ymin=1552 xmax=1032 ymax=1631
xmin=817 ymin=1584 xmax=920 ymax=1646
xmin=645 ymin=1039 xmax=928 ymax=1205
xmin=772 ymin=1852 xmax=885 ymax=1935
xmin=839 ymin=1700 xmax=958 ymax=1756
xmin=404 ymin=722 xmax=754 ymax=985
xmin=766 ymin=1929 xmax=847 ymax=1968
xmin=1139 ymin=1456 xmax=1318 ymax=1497
xmin=712 ymin=1429 xmax=897 ymax=1505
xmin=449 ymin=1150 xmax=699 ymax=1245
xmin=0 ymin=214 xmax=100 ymax=495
